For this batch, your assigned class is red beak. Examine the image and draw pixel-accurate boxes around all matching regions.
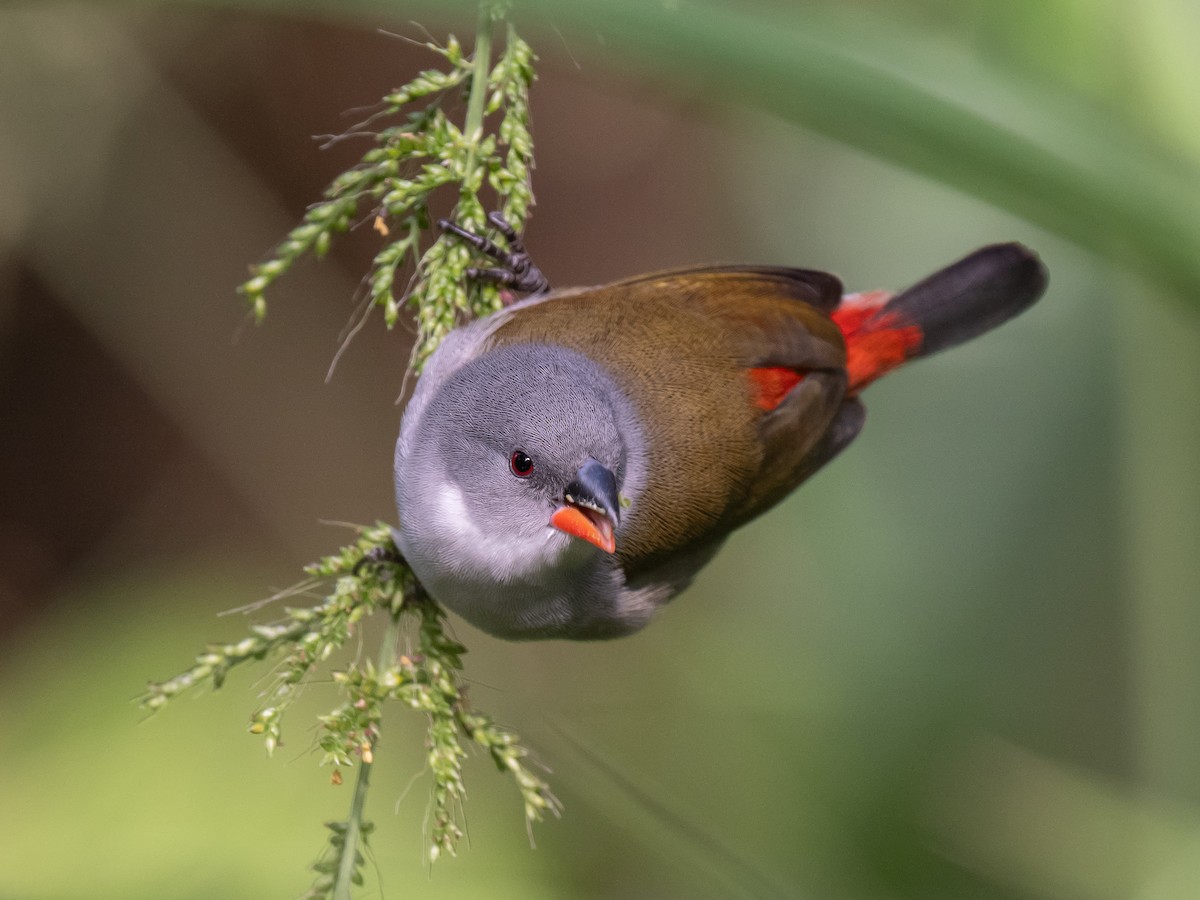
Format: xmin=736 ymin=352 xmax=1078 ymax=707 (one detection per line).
xmin=551 ymin=504 xmax=616 ymax=554
xmin=548 ymin=458 xmax=621 ymax=554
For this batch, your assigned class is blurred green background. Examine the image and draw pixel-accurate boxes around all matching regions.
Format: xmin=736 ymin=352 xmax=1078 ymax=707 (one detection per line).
xmin=2 ymin=1 xmax=1200 ymax=897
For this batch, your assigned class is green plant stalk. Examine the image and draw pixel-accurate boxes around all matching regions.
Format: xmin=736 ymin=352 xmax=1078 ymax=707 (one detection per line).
xmin=340 ymin=6 xmax=483 ymax=875
xmin=332 ymin=745 xmax=372 ymax=900
xmin=331 ymin=611 xmax=402 ymax=900
xmin=327 ymin=13 xmax=504 ymax=888
xmin=146 ymin=7 xmax=548 ymax=890
xmin=462 ymin=2 xmax=493 ymax=173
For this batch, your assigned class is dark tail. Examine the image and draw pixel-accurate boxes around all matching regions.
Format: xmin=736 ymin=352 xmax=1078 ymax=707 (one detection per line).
xmin=887 ymin=243 xmax=1048 ymax=356
xmin=833 ymin=243 xmax=1048 ymax=393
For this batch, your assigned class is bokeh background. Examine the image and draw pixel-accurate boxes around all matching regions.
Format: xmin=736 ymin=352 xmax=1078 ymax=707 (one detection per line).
xmin=3 ymin=1 xmax=1200 ymax=897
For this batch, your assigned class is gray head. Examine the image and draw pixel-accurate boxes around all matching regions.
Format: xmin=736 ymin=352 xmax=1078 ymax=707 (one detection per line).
xmin=394 ymin=342 xmax=646 ymax=638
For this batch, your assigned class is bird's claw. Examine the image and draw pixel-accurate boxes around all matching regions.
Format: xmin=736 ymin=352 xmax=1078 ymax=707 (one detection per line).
xmin=438 ymin=212 xmax=551 ymax=298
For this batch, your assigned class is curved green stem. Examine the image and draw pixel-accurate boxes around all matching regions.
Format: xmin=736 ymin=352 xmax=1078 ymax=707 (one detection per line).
xmin=331 ymin=611 xmax=403 ymax=900
xmin=462 ymin=3 xmax=494 ymax=177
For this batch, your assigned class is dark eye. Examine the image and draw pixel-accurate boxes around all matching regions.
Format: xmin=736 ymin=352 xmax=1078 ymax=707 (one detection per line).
xmin=509 ymin=450 xmax=534 ymax=477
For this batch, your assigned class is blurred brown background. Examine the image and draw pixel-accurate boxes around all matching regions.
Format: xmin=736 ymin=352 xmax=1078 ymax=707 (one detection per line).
xmin=2 ymin=3 xmax=1199 ymax=899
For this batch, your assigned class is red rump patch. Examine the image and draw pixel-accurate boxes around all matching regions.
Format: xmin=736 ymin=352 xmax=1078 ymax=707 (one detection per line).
xmin=829 ymin=291 xmax=890 ymax=337
xmin=749 ymin=367 xmax=807 ymax=411
xmin=831 ymin=291 xmax=922 ymax=394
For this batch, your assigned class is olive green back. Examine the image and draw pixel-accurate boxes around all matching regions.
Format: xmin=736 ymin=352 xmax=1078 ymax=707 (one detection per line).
xmin=487 ymin=266 xmax=848 ymax=576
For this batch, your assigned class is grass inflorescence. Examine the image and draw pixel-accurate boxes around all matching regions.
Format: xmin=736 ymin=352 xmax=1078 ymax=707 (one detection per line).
xmin=238 ymin=15 xmax=535 ymax=371
xmin=144 ymin=524 xmax=559 ymax=896
xmin=148 ymin=8 xmax=554 ymax=897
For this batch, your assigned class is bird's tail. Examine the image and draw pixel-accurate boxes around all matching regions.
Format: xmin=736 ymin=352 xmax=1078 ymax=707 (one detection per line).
xmin=832 ymin=243 xmax=1048 ymax=394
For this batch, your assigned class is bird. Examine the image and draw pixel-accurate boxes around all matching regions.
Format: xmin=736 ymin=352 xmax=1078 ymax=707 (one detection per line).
xmin=393 ymin=214 xmax=1048 ymax=641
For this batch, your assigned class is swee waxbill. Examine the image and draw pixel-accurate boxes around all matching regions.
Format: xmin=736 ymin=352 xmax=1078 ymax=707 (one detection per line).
xmin=394 ymin=220 xmax=1047 ymax=640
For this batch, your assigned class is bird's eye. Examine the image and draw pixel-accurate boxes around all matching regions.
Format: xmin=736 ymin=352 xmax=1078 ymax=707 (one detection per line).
xmin=510 ymin=450 xmax=534 ymax=477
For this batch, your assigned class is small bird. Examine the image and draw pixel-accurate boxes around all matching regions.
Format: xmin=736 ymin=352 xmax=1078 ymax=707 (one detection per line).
xmin=393 ymin=216 xmax=1047 ymax=640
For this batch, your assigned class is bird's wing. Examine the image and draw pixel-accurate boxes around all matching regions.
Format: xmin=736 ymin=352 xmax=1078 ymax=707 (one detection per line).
xmin=486 ymin=266 xmax=850 ymax=577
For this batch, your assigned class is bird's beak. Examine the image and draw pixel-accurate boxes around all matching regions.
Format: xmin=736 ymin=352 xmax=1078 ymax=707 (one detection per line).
xmin=550 ymin=457 xmax=620 ymax=554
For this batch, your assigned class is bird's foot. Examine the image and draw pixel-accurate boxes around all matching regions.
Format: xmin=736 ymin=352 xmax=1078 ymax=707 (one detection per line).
xmin=437 ymin=211 xmax=551 ymax=300
xmin=352 ymin=540 xmax=404 ymax=576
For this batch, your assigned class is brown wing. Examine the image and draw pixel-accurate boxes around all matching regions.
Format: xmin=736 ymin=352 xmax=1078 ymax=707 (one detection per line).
xmin=487 ymin=267 xmax=848 ymax=577
xmin=604 ymin=263 xmax=845 ymax=313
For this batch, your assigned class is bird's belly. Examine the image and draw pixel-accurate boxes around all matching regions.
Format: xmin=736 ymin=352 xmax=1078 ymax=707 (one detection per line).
xmin=620 ymin=537 xmax=726 ymax=616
